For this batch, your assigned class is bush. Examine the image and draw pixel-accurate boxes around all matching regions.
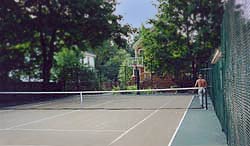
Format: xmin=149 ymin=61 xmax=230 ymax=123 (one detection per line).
xmin=112 ymin=86 xmax=120 ymax=91
xmin=126 ymin=85 xmax=137 ymax=90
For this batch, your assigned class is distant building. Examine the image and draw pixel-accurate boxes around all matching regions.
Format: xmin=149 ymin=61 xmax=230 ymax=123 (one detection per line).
xmin=80 ymin=52 xmax=96 ymax=69
xmin=132 ymin=38 xmax=150 ymax=81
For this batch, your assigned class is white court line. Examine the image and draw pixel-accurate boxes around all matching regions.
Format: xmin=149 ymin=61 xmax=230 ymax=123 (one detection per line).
xmin=0 ymin=110 xmax=13 ymax=113
xmin=3 ymin=110 xmax=79 ymax=130
xmin=27 ymin=101 xmax=59 ymax=108
xmin=11 ymin=101 xmax=55 ymax=109
xmin=0 ymin=144 xmax=52 ymax=146
xmin=167 ymin=95 xmax=194 ymax=146
xmin=0 ymin=128 xmax=124 ymax=133
xmin=2 ymin=100 xmax=114 ymax=130
xmin=108 ymin=98 xmax=174 ymax=146
xmin=86 ymin=101 xmax=114 ymax=107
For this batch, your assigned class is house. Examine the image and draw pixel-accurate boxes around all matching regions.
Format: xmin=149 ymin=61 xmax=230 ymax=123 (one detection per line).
xmin=132 ymin=38 xmax=150 ymax=81
xmin=132 ymin=38 xmax=176 ymax=88
xmin=80 ymin=52 xmax=96 ymax=69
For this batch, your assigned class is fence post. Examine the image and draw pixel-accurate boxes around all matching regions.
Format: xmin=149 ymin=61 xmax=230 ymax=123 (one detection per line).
xmin=135 ymin=66 xmax=140 ymax=95
xmin=205 ymin=88 xmax=208 ymax=110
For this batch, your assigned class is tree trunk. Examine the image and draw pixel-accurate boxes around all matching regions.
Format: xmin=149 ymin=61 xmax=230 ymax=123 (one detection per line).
xmin=40 ymin=30 xmax=57 ymax=85
xmin=185 ymin=15 xmax=198 ymax=81
xmin=40 ymin=32 xmax=49 ymax=84
xmin=38 ymin=3 xmax=50 ymax=85
xmin=192 ymin=58 xmax=197 ymax=81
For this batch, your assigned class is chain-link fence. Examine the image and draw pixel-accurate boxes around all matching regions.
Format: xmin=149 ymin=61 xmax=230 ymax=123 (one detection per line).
xmin=208 ymin=1 xmax=250 ymax=146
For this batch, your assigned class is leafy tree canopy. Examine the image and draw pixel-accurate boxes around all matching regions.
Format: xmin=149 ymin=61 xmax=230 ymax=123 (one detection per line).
xmin=94 ymin=40 xmax=133 ymax=82
xmin=140 ymin=0 xmax=223 ymax=78
xmin=0 ymin=0 xmax=131 ymax=82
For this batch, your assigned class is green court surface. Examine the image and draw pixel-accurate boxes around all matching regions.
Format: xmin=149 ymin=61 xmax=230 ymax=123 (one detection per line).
xmin=170 ymin=96 xmax=228 ymax=146
xmin=0 ymin=93 xmax=228 ymax=146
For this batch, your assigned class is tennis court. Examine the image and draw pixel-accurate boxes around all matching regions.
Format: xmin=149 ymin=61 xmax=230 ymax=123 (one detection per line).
xmin=0 ymin=88 xmax=201 ymax=146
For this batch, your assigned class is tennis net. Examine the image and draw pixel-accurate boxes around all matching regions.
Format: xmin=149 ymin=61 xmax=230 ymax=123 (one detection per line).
xmin=0 ymin=87 xmax=207 ymax=110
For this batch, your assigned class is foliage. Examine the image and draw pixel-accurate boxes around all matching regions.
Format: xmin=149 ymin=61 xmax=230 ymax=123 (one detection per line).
xmin=140 ymin=25 xmax=188 ymax=75
xmin=52 ymin=47 xmax=98 ymax=90
xmin=0 ymin=41 xmax=42 ymax=81
xmin=0 ymin=47 xmax=25 ymax=81
xmin=126 ymin=85 xmax=137 ymax=90
xmin=118 ymin=57 xmax=133 ymax=89
xmin=112 ymin=85 xmax=120 ymax=91
xmin=94 ymin=40 xmax=133 ymax=83
xmin=52 ymin=47 xmax=81 ymax=81
xmin=0 ymin=0 xmax=131 ymax=83
xmin=105 ymin=49 xmax=132 ymax=81
xmin=140 ymin=0 xmax=223 ymax=79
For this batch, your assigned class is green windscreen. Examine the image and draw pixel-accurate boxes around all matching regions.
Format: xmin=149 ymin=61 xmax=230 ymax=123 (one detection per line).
xmin=208 ymin=1 xmax=250 ymax=146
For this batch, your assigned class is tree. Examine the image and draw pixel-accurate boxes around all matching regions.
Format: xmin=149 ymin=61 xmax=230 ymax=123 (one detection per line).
xmin=52 ymin=47 xmax=81 ymax=82
xmin=140 ymin=24 xmax=188 ymax=76
xmin=118 ymin=57 xmax=133 ymax=89
xmin=0 ymin=0 xmax=130 ymax=83
xmin=94 ymin=40 xmax=133 ymax=83
xmin=52 ymin=47 xmax=98 ymax=90
xmin=0 ymin=47 xmax=25 ymax=81
xmin=140 ymin=0 xmax=223 ymax=79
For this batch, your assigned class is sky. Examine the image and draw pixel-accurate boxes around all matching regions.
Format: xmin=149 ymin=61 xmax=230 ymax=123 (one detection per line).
xmin=115 ymin=0 xmax=158 ymax=28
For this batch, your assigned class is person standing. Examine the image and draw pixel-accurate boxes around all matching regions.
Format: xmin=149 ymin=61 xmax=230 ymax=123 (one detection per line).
xmin=194 ymin=74 xmax=207 ymax=108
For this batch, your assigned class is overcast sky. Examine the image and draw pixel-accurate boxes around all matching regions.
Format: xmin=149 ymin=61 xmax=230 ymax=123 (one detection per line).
xmin=115 ymin=0 xmax=158 ymax=28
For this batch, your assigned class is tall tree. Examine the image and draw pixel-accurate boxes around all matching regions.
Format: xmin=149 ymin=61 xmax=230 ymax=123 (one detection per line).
xmin=0 ymin=0 xmax=130 ymax=83
xmin=51 ymin=46 xmax=98 ymax=90
xmin=140 ymin=0 xmax=223 ymax=79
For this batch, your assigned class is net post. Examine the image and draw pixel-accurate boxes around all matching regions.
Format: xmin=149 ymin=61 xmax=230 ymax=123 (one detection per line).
xmin=80 ymin=92 xmax=83 ymax=104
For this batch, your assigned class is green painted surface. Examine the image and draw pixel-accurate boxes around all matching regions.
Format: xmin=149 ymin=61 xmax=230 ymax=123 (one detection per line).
xmin=171 ymin=96 xmax=228 ymax=146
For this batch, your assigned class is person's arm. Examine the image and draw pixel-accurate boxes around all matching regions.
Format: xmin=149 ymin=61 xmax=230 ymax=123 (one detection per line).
xmin=194 ymin=80 xmax=198 ymax=87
